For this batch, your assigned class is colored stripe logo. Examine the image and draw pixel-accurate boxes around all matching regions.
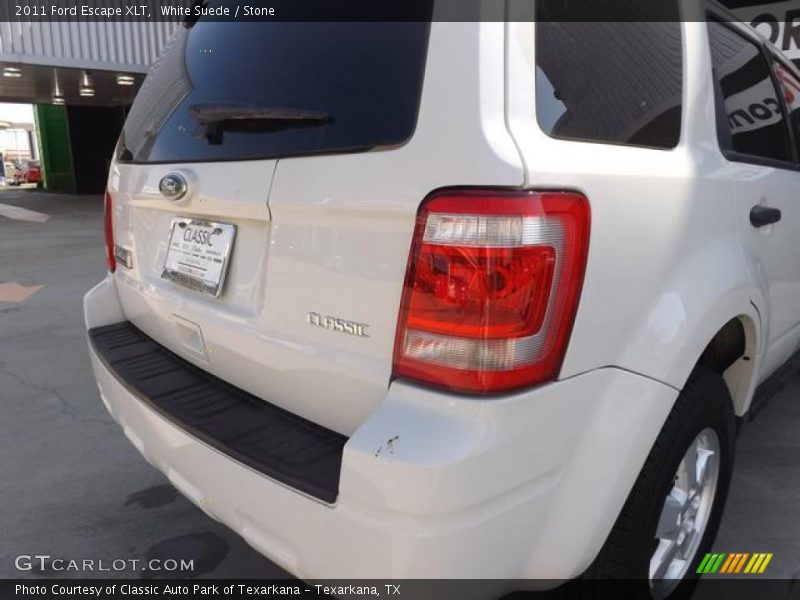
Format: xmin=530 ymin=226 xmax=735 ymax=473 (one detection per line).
xmin=697 ymin=552 xmax=773 ymax=574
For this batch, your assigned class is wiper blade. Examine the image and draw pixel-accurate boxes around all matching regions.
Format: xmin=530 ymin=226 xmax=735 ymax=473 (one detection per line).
xmin=189 ymin=103 xmax=333 ymax=125
xmin=188 ymin=104 xmax=333 ymax=145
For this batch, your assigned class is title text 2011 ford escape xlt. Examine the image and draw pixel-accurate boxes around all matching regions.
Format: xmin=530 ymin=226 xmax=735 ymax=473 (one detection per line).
xmin=84 ymin=2 xmax=800 ymax=598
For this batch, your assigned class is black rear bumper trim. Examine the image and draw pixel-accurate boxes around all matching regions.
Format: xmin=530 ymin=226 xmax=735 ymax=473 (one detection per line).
xmin=89 ymin=321 xmax=347 ymax=503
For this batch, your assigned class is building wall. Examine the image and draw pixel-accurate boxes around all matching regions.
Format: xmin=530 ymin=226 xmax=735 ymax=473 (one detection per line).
xmin=1 ymin=21 xmax=176 ymax=192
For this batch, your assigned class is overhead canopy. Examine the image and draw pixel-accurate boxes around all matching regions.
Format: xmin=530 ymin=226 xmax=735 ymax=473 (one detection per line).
xmin=0 ymin=21 xmax=175 ymax=106
xmin=0 ymin=61 xmax=142 ymax=106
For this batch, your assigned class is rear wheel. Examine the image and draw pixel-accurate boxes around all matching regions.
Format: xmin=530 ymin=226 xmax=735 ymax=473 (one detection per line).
xmin=649 ymin=427 xmax=721 ymax=597
xmin=583 ymin=367 xmax=737 ymax=599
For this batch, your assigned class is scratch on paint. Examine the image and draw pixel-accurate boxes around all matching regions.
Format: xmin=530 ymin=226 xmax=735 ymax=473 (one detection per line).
xmin=374 ymin=435 xmax=399 ymax=458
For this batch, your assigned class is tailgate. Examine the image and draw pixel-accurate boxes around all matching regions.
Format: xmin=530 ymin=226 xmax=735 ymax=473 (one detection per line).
xmin=109 ymin=20 xmax=524 ymax=436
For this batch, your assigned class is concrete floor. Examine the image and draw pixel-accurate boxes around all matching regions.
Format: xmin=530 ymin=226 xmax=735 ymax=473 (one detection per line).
xmin=0 ymin=190 xmax=798 ymax=586
xmin=0 ymin=190 xmax=286 ymax=580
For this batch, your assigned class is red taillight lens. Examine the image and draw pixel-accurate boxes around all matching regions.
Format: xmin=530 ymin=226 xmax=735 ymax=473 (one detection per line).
xmin=393 ymin=189 xmax=590 ymax=394
xmin=104 ymin=190 xmax=116 ymax=273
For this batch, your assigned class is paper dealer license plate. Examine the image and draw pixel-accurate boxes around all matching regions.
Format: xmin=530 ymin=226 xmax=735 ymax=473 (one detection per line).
xmin=161 ymin=218 xmax=236 ymax=297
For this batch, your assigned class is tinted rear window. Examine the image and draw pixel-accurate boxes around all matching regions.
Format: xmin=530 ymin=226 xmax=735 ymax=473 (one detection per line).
xmin=708 ymin=21 xmax=791 ymax=163
xmin=118 ymin=18 xmax=430 ymax=163
xmin=535 ymin=2 xmax=683 ymax=149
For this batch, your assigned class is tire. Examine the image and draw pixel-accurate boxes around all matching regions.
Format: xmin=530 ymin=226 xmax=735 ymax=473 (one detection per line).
xmin=574 ymin=367 xmax=737 ymax=600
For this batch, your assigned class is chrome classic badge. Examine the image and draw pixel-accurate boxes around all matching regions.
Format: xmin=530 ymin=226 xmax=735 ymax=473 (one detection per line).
xmin=307 ymin=312 xmax=370 ymax=338
xmin=159 ymin=173 xmax=188 ymax=200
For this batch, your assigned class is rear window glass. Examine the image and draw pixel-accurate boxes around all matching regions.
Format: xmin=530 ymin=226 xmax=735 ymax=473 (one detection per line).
xmin=118 ymin=17 xmax=430 ymax=164
xmin=535 ymin=3 xmax=683 ymax=149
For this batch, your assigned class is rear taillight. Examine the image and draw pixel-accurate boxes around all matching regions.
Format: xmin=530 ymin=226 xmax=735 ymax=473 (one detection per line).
xmin=393 ymin=189 xmax=590 ymax=394
xmin=104 ymin=190 xmax=116 ymax=273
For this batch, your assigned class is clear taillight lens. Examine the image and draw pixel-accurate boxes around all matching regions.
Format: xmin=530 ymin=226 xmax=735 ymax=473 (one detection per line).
xmin=393 ymin=189 xmax=590 ymax=394
xmin=104 ymin=190 xmax=116 ymax=273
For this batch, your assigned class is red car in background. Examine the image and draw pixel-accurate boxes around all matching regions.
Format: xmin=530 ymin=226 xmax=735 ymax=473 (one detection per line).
xmin=9 ymin=160 xmax=41 ymax=186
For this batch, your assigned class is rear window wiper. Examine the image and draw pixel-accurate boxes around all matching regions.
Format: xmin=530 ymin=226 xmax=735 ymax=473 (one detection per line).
xmin=188 ymin=103 xmax=333 ymax=145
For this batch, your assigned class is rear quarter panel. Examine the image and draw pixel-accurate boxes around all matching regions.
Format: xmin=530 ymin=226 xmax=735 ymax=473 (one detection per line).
xmin=507 ymin=21 xmax=764 ymax=413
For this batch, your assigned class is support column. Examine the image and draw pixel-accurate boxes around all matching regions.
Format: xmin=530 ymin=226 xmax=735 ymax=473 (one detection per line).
xmin=33 ymin=104 xmax=75 ymax=193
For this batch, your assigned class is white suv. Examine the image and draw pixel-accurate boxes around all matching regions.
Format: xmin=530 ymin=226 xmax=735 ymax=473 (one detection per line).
xmin=84 ymin=3 xmax=799 ymax=598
